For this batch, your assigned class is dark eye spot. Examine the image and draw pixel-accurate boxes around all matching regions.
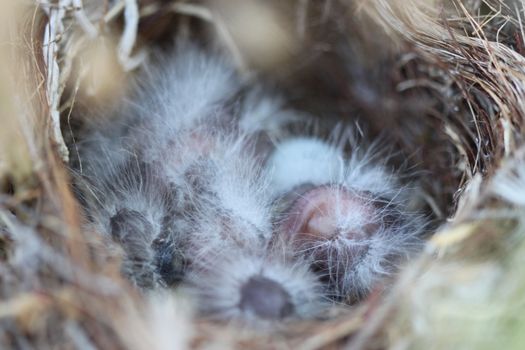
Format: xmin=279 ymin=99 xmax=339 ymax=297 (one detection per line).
xmin=239 ymin=276 xmax=295 ymax=320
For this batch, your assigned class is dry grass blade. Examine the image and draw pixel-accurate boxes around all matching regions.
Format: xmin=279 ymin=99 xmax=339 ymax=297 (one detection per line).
xmin=2 ymin=0 xmax=525 ymax=349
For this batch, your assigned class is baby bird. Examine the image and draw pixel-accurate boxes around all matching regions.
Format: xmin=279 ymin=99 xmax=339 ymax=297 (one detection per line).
xmin=73 ymin=41 xmax=426 ymax=323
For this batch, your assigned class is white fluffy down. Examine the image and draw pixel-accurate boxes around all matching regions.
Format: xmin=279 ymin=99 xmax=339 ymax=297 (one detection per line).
xmin=76 ymin=43 xmax=426 ymax=323
xmin=267 ymin=137 xmax=345 ymax=194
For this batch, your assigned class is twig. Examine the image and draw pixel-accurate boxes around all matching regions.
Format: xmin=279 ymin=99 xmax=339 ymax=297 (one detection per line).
xmin=171 ymin=2 xmax=247 ymax=73
xmin=42 ymin=0 xmax=71 ymax=162
xmin=118 ymin=0 xmax=147 ymax=71
xmin=299 ymin=315 xmax=363 ymax=350
xmin=71 ymin=0 xmax=98 ymax=38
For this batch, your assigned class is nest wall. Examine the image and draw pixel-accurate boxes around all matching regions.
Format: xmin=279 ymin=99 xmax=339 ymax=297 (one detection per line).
xmin=1 ymin=0 xmax=525 ymax=349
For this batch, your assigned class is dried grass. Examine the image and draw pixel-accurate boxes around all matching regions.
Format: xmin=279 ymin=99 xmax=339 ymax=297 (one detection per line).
xmin=1 ymin=0 xmax=525 ymax=349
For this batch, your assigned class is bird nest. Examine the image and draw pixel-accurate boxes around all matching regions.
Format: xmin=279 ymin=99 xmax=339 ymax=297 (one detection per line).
xmin=1 ymin=0 xmax=525 ymax=349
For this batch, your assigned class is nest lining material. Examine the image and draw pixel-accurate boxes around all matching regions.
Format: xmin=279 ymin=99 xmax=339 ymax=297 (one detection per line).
xmin=1 ymin=0 xmax=525 ymax=349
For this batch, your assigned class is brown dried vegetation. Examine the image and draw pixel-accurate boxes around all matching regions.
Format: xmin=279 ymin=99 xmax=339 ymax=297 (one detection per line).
xmin=1 ymin=0 xmax=525 ymax=349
